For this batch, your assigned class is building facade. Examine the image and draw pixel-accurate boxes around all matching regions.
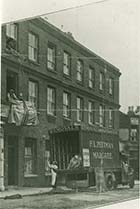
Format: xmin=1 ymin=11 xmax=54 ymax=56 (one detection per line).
xmin=1 ymin=17 xmax=121 ymax=189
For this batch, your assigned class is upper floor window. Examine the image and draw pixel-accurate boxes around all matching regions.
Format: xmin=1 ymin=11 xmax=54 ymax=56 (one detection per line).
xmin=109 ymin=77 xmax=114 ymax=95
xmin=130 ymin=129 xmax=137 ymax=142
xmin=28 ymin=80 xmax=38 ymax=108
xmin=6 ymin=71 xmax=18 ymax=98
xmin=6 ymin=23 xmax=17 ymax=50
xmin=88 ymin=101 xmax=95 ymax=124
xmin=77 ymin=97 xmax=84 ymax=122
xmin=63 ymin=51 xmax=71 ymax=76
xmin=63 ymin=92 xmax=71 ymax=118
xmin=109 ymin=108 xmax=114 ymax=128
xmin=28 ymin=33 xmax=38 ymax=62
xmin=77 ymin=60 xmax=83 ymax=82
xmin=47 ymin=44 xmax=56 ymax=71
xmin=99 ymin=104 xmax=105 ymax=127
xmin=99 ymin=72 xmax=105 ymax=91
xmin=47 ymin=87 xmax=56 ymax=116
xmin=89 ymin=67 xmax=95 ymax=88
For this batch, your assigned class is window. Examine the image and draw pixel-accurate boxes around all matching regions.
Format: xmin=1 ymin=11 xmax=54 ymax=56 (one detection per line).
xmin=45 ymin=140 xmax=51 ymax=174
xmin=28 ymin=80 xmax=38 ymax=108
xmin=99 ymin=105 xmax=105 ymax=127
xmin=24 ymin=138 xmax=37 ymax=175
xmin=130 ymin=129 xmax=137 ymax=142
xmin=99 ymin=72 xmax=105 ymax=91
xmin=63 ymin=51 xmax=71 ymax=76
xmin=6 ymin=71 xmax=18 ymax=97
xmin=77 ymin=60 xmax=83 ymax=82
xmin=109 ymin=77 xmax=114 ymax=95
xmin=109 ymin=108 xmax=114 ymax=128
xmin=47 ymin=44 xmax=56 ymax=70
xmin=47 ymin=87 xmax=56 ymax=116
xmin=89 ymin=67 xmax=95 ymax=88
xmin=88 ymin=101 xmax=95 ymax=124
xmin=63 ymin=92 xmax=71 ymax=118
xmin=77 ymin=97 xmax=83 ymax=122
xmin=6 ymin=23 xmax=17 ymax=50
xmin=28 ymin=33 xmax=38 ymax=62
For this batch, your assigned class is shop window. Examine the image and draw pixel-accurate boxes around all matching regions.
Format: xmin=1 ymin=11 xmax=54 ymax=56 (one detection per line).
xmin=24 ymin=138 xmax=37 ymax=175
xmin=47 ymin=87 xmax=56 ymax=116
xmin=63 ymin=51 xmax=71 ymax=76
xmin=47 ymin=43 xmax=56 ymax=71
xmin=77 ymin=59 xmax=83 ymax=82
xmin=6 ymin=23 xmax=17 ymax=50
xmin=6 ymin=71 xmax=18 ymax=98
xmin=130 ymin=129 xmax=137 ymax=142
xmin=77 ymin=97 xmax=84 ymax=122
xmin=88 ymin=67 xmax=95 ymax=88
xmin=88 ymin=101 xmax=95 ymax=125
xmin=45 ymin=140 xmax=51 ymax=174
xmin=28 ymin=32 xmax=38 ymax=62
xmin=28 ymin=80 xmax=38 ymax=108
xmin=63 ymin=92 xmax=71 ymax=118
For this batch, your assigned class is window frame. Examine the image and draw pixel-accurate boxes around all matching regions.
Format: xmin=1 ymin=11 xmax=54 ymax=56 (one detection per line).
xmin=47 ymin=43 xmax=56 ymax=71
xmin=47 ymin=86 xmax=56 ymax=116
xmin=24 ymin=138 xmax=37 ymax=175
xmin=63 ymin=51 xmax=71 ymax=76
xmin=28 ymin=32 xmax=39 ymax=62
xmin=88 ymin=101 xmax=95 ymax=125
xmin=88 ymin=67 xmax=95 ymax=89
xmin=109 ymin=77 xmax=114 ymax=96
xmin=76 ymin=59 xmax=84 ymax=82
xmin=108 ymin=108 xmax=114 ymax=128
xmin=76 ymin=97 xmax=84 ymax=122
xmin=63 ymin=91 xmax=71 ymax=118
xmin=6 ymin=23 xmax=18 ymax=50
xmin=99 ymin=72 xmax=105 ymax=91
xmin=28 ymin=80 xmax=38 ymax=108
xmin=99 ymin=104 xmax=105 ymax=127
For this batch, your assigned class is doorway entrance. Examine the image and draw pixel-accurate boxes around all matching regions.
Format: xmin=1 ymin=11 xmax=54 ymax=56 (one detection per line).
xmin=8 ymin=136 xmax=18 ymax=185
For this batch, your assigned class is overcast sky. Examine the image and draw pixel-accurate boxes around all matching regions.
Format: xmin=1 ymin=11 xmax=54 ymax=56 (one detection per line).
xmin=1 ymin=0 xmax=140 ymax=113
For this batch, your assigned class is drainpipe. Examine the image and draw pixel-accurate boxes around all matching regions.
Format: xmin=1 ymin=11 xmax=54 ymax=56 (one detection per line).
xmin=0 ymin=123 xmax=5 ymax=191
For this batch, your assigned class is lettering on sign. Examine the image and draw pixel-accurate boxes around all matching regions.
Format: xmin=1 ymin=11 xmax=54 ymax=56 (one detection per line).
xmin=93 ymin=152 xmax=112 ymax=159
xmin=89 ymin=140 xmax=113 ymax=149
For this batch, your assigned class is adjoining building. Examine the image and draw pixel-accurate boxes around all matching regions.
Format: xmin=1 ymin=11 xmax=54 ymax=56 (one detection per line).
xmin=119 ymin=106 xmax=140 ymax=179
xmin=1 ymin=17 xmax=121 ymax=189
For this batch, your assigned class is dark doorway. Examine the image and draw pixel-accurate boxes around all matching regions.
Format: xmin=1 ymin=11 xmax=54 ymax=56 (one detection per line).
xmin=8 ymin=136 xmax=18 ymax=185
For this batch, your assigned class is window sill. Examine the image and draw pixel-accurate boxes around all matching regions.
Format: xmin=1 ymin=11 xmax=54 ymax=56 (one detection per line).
xmin=63 ymin=74 xmax=71 ymax=80
xmin=63 ymin=116 xmax=71 ymax=121
xmin=28 ymin=59 xmax=40 ymax=66
xmin=24 ymin=174 xmax=38 ymax=178
xmin=47 ymin=67 xmax=57 ymax=73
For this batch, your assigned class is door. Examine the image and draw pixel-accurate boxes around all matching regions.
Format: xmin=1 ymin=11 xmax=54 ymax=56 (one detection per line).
xmin=8 ymin=136 xmax=18 ymax=185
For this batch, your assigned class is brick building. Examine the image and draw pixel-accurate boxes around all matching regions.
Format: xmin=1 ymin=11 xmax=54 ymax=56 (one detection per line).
xmin=1 ymin=17 xmax=121 ymax=189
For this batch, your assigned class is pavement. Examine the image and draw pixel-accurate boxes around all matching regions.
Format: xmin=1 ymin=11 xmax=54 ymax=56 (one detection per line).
xmin=0 ymin=180 xmax=139 ymax=199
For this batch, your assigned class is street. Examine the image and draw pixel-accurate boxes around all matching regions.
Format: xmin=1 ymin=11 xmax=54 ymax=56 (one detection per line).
xmin=0 ymin=184 xmax=139 ymax=209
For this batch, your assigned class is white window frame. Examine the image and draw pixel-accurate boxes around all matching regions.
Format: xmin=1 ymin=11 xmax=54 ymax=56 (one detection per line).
xmin=109 ymin=108 xmax=113 ymax=128
xmin=6 ymin=23 xmax=17 ymax=40
xmin=88 ymin=101 xmax=95 ymax=124
xmin=63 ymin=92 xmax=70 ymax=118
xmin=99 ymin=72 xmax=104 ymax=91
xmin=77 ymin=60 xmax=83 ymax=82
xmin=28 ymin=80 xmax=38 ymax=107
xmin=28 ymin=33 xmax=38 ymax=62
xmin=47 ymin=44 xmax=56 ymax=70
xmin=89 ymin=67 xmax=94 ymax=88
xmin=77 ymin=97 xmax=83 ymax=122
xmin=109 ymin=77 xmax=113 ymax=95
xmin=63 ymin=51 xmax=70 ymax=76
xmin=47 ymin=87 xmax=56 ymax=116
xmin=99 ymin=105 xmax=105 ymax=127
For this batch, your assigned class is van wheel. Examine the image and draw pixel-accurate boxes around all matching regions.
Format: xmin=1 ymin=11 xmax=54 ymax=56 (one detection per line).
xmin=106 ymin=175 xmax=114 ymax=190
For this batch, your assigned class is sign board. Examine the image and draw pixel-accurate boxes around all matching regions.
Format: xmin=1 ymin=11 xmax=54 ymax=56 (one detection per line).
xmin=82 ymin=148 xmax=90 ymax=167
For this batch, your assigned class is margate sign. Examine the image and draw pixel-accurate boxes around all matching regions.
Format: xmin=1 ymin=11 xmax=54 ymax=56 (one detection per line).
xmin=89 ymin=140 xmax=114 ymax=160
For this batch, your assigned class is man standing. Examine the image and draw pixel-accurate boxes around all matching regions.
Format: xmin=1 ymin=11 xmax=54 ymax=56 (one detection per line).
xmin=48 ymin=161 xmax=58 ymax=189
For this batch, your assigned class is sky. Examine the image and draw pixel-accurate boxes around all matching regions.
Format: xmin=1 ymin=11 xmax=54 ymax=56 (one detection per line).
xmin=1 ymin=0 xmax=140 ymax=113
